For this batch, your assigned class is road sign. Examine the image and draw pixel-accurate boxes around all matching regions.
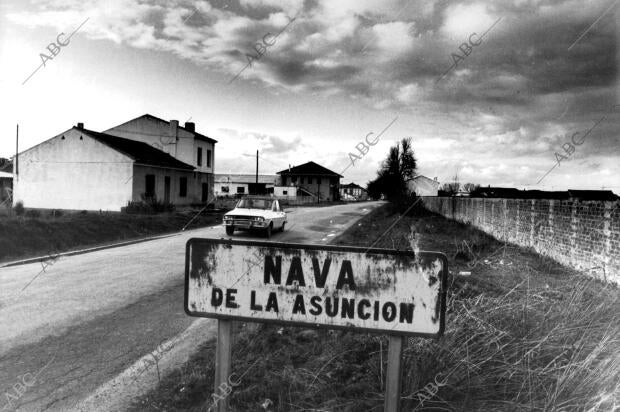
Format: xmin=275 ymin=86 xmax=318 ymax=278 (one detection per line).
xmin=185 ymin=238 xmax=448 ymax=337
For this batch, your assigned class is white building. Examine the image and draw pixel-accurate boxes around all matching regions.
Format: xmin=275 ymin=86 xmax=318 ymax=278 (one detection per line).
xmin=13 ymin=114 xmax=217 ymax=211
xmin=408 ymin=175 xmax=440 ymax=196
xmin=214 ymin=174 xmax=279 ymax=197
xmin=340 ymin=183 xmax=368 ymax=200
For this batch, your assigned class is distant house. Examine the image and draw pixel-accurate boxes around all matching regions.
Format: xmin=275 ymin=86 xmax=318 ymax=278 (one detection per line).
xmin=214 ymin=174 xmax=279 ymax=197
xmin=0 ymin=159 xmax=12 ymax=205
xmin=469 ymin=187 xmax=618 ymax=201
xmin=277 ymin=161 xmax=342 ymax=202
xmin=340 ymin=183 xmax=368 ymax=200
xmin=13 ymin=116 xmax=216 ymax=211
xmin=566 ymin=190 xmax=618 ymax=201
xmin=408 ymin=175 xmax=440 ymax=196
xmin=469 ymin=187 xmax=522 ymax=198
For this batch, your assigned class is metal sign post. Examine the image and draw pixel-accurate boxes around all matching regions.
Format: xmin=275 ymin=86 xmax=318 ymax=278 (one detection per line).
xmin=185 ymin=238 xmax=448 ymax=411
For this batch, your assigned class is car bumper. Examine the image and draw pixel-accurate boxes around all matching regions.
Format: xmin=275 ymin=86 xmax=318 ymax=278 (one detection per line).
xmin=225 ymin=220 xmax=267 ymax=228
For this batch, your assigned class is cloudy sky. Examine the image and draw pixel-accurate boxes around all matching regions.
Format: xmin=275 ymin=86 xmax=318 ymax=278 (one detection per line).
xmin=0 ymin=0 xmax=618 ymax=191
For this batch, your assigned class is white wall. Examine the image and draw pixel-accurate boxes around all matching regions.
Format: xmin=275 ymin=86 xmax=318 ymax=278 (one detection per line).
xmin=215 ymin=182 xmax=248 ymax=196
xmin=410 ymin=177 xmax=439 ymax=196
xmin=13 ymin=128 xmax=133 ymax=211
xmin=274 ymin=185 xmax=297 ymax=198
xmin=104 ymin=116 xmax=215 ymax=174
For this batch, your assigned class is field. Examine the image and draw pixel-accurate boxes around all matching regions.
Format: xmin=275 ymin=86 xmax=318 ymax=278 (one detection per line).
xmin=129 ymin=201 xmax=619 ymax=411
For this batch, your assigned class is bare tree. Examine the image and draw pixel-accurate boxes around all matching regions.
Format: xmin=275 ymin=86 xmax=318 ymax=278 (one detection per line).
xmin=463 ymin=182 xmax=480 ymax=193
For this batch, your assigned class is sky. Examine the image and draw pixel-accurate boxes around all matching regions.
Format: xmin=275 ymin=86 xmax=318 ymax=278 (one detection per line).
xmin=0 ymin=0 xmax=618 ymax=191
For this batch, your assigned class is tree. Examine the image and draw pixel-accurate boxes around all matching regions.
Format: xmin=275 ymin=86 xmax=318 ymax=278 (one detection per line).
xmin=463 ymin=182 xmax=480 ymax=193
xmin=439 ymin=170 xmax=461 ymax=196
xmin=440 ymin=182 xmax=459 ymax=196
xmin=367 ymin=176 xmax=385 ymax=200
xmin=367 ymin=138 xmax=417 ymax=201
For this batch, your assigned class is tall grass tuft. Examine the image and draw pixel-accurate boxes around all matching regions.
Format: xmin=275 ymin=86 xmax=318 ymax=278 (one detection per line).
xmin=402 ymin=276 xmax=619 ymax=411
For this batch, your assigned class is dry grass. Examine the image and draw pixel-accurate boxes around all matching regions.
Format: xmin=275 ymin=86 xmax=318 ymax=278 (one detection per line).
xmin=130 ymin=202 xmax=619 ymax=411
xmin=0 ymin=209 xmax=224 ymax=263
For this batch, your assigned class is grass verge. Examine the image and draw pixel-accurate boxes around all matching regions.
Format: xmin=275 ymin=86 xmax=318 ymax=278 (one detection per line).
xmin=0 ymin=209 xmax=224 ymax=264
xmin=129 ymin=202 xmax=619 ymax=411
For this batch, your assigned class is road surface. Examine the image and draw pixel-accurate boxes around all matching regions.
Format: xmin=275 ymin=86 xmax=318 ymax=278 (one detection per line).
xmin=0 ymin=201 xmax=382 ymax=411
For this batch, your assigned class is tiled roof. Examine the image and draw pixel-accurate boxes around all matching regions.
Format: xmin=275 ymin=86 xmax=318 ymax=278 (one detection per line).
xmin=81 ymin=128 xmax=195 ymax=170
xmin=277 ymin=161 xmax=342 ymax=177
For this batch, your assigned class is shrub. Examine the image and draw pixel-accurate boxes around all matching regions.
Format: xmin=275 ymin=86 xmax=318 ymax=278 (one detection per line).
xmin=123 ymin=195 xmax=175 ymax=214
xmin=49 ymin=209 xmax=64 ymax=217
xmin=25 ymin=209 xmax=41 ymax=218
xmin=14 ymin=201 xmax=24 ymax=216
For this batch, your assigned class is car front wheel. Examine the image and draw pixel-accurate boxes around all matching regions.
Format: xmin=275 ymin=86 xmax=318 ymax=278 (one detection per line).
xmin=226 ymin=226 xmax=234 ymax=236
xmin=280 ymin=222 xmax=286 ymax=232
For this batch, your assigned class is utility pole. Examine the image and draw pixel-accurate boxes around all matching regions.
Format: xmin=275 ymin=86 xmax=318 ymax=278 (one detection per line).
xmin=255 ymin=150 xmax=258 ymax=184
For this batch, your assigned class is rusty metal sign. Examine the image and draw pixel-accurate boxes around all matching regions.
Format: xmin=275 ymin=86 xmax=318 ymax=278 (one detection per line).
xmin=185 ymin=238 xmax=448 ymax=337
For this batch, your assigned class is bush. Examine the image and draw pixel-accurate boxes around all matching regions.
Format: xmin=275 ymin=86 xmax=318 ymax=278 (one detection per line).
xmin=49 ymin=209 xmax=64 ymax=217
xmin=123 ymin=195 xmax=175 ymax=214
xmin=14 ymin=201 xmax=24 ymax=216
xmin=25 ymin=209 xmax=41 ymax=218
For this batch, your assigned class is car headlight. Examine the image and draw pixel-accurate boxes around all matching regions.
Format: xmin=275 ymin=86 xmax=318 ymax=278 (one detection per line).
xmin=252 ymin=216 xmax=265 ymax=221
xmin=224 ymin=215 xmax=232 ymax=220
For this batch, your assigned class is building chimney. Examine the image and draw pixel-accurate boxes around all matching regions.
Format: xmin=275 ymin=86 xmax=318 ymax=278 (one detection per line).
xmin=170 ymin=120 xmax=179 ymax=138
xmin=77 ymin=122 xmax=84 ymax=129
xmin=185 ymin=122 xmax=195 ymax=132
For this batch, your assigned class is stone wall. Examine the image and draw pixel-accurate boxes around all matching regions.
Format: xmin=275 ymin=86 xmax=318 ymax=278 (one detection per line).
xmin=422 ymin=197 xmax=620 ymax=284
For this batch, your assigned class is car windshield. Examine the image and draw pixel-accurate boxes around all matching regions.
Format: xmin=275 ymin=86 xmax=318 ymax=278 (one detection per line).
xmin=236 ymin=199 xmax=273 ymax=210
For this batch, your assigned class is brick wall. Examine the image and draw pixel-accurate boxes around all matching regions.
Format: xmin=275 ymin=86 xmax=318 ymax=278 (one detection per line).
xmin=422 ymin=197 xmax=620 ymax=284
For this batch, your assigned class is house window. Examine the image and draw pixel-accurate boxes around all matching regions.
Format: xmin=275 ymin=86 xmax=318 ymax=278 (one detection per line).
xmin=283 ymin=190 xmax=288 ymax=195
xmin=180 ymin=177 xmax=187 ymax=197
xmin=308 ymin=177 xmax=312 ymax=184
xmin=317 ymin=177 xmax=322 ymax=184
xmin=197 ymin=147 xmax=203 ymax=166
xmin=237 ymin=186 xmax=245 ymax=194
xmin=292 ymin=176 xmax=297 ymax=183
xmin=300 ymin=177 xmax=304 ymax=184
xmin=145 ymin=175 xmax=155 ymax=198
xmin=207 ymin=149 xmax=212 ymax=168
xmin=221 ymin=186 xmax=230 ymax=193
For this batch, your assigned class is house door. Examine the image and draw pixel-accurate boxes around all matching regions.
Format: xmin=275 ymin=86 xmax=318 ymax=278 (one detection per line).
xmin=164 ymin=176 xmax=171 ymax=203
xmin=202 ymin=183 xmax=209 ymax=202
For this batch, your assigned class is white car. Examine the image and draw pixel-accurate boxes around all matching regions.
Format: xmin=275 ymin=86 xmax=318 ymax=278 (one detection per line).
xmin=223 ymin=197 xmax=287 ymax=238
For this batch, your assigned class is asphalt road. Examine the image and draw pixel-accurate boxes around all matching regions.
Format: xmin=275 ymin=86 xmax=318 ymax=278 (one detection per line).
xmin=0 ymin=201 xmax=382 ymax=411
